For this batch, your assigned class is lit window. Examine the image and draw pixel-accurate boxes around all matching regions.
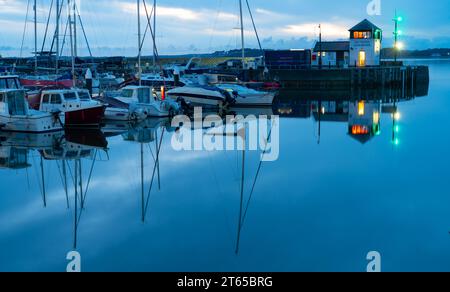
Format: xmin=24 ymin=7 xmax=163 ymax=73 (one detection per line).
xmin=358 ymin=101 xmax=365 ymax=116
xmin=373 ymin=112 xmax=380 ymax=124
xmin=352 ymin=125 xmax=369 ymax=135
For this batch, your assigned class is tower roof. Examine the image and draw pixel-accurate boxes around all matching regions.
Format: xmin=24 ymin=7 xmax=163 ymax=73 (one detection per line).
xmin=349 ymin=19 xmax=381 ymax=32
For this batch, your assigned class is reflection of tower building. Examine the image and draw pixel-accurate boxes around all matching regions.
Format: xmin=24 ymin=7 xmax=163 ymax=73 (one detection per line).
xmin=311 ymin=100 xmax=349 ymax=122
xmin=348 ymin=101 xmax=381 ymax=144
xmin=349 ymin=19 xmax=382 ymax=67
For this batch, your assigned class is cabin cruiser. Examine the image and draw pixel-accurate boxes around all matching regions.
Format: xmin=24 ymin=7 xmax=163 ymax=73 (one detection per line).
xmin=100 ymin=86 xmax=180 ymax=121
xmin=215 ymin=83 xmax=275 ymax=107
xmin=39 ymin=89 xmax=106 ymax=127
xmin=167 ymin=85 xmax=236 ymax=109
xmin=0 ymin=89 xmax=64 ymax=133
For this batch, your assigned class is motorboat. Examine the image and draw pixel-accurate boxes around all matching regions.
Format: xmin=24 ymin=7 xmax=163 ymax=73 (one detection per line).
xmin=100 ymin=86 xmax=180 ymax=121
xmin=0 ymin=89 xmax=64 ymax=133
xmin=215 ymin=83 xmax=275 ymax=107
xmin=167 ymin=85 xmax=236 ymax=109
xmin=39 ymin=89 xmax=106 ymax=127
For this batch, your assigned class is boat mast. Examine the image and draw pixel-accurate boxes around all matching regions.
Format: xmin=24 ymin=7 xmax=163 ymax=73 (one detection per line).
xmin=73 ymin=0 xmax=77 ymax=58
xmin=55 ymin=0 xmax=60 ymax=73
xmin=153 ymin=0 xmax=156 ymax=69
xmin=239 ymin=0 xmax=245 ymax=70
xmin=137 ymin=0 xmax=142 ymax=86
xmin=34 ymin=0 xmax=38 ymax=73
xmin=68 ymin=0 xmax=75 ymax=87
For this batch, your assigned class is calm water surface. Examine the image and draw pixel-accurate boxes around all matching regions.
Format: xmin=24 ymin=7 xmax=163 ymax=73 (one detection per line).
xmin=0 ymin=59 xmax=449 ymax=272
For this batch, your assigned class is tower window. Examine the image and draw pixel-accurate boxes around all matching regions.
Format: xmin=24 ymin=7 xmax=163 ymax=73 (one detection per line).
xmin=353 ymin=31 xmax=372 ymax=39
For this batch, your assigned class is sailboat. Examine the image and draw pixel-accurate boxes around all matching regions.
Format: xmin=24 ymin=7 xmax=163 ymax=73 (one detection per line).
xmin=19 ymin=0 xmax=73 ymax=89
xmin=35 ymin=0 xmax=106 ymax=128
xmin=100 ymin=0 xmax=179 ymax=120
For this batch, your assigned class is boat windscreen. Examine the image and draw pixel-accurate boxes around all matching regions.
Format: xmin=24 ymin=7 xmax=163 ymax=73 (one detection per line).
xmin=64 ymin=92 xmax=77 ymax=100
xmin=0 ymin=78 xmax=19 ymax=89
xmin=7 ymin=91 xmax=27 ymax=115
xmin=121 ymin=89 xmax=134 ymax=98
xmin=137 ymin=88 xmax=151 ymax=103
xmin=78 ymin=91 xmax=91 ymax=101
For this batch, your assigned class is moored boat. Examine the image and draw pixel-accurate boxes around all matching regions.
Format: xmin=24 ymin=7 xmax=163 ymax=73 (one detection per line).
xmin=0 ymin=89 xmax=64 ymax=133
xmin=167 ymin=85 xmax=235 ymax=109
xmin=100 ymin=86 xmax=179 ymax=121
xmin=39 ymin=89 xmax=106 ymax=127
xmin=215 ymin=83 xmax=275 ymax=107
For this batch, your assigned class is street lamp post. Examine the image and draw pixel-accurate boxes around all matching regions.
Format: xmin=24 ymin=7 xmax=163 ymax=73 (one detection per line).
xmin=393 ymin=12 xmax=403 ymax=62
xmin=318 ymin=24 xmax=323 ymax=70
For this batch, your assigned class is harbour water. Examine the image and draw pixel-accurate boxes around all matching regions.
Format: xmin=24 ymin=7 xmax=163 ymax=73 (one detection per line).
xmin=0 ymin=59 xmax=449 ymax=272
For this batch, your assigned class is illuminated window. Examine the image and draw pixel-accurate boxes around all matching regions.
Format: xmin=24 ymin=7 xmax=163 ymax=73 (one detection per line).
xmin=353 ymin=31 xmax=372 ymax=39
xmin=352 ymin=125 xmax=369 ymax=135
xmin=373 ymin=111 xmax=380 ymax=124
xmin=358 ymin=101 xmax=365 ymax=116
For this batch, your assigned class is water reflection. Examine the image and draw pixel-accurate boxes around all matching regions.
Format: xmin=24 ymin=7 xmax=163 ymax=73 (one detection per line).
xmin=1 ymin=70 xmax=447 ymax=271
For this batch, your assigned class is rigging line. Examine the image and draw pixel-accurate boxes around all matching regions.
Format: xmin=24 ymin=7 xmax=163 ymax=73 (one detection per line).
xmin=142 ymin=0 xmax=162 ymax=65
xmin=140 ymin=4 xmax=154 ymax=52
xmin=142 ymin=0 xmax=167 ymax=84
xmin=240 ymin=125 xmax=274 ymax=226
xmin=56 ymin=160 xmax=69 ymax=208
xmin=147 ymin=143 xmax=156 ymax=163
xmin=245 ymin=0 xmax=263 ymax=52
xmin=142 ymin=0 xmax=157 ymax=57
xmin=208 ymin=0 xmax=223 ymax=49
xmin=18 ymin=0 xmax=32 ymax=60
xmin=77 ymin=151 xmax=97 ymax=224
xmin=31 ymin=154 xmax=44 ymax=199
xmin=60 ymin=16 xmax=69 ymax=57
xmin=49 ymin=0 xmax=65 ymax=56
xmin=81 ymin=150 xmax=97 ymax=203
xmin=143 ymin=127 xmax=165 ymax=217
xmin=75 ymin=3 xmax=93 ymax=58
xmin=26 ymin=163 xmax=30 ymax=189
xmin=41 ymin=0 xmax=54 ymax=53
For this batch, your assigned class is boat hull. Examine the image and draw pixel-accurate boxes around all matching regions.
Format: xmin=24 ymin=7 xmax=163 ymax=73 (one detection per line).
xmin=168 ymin=94 xmax=225 ymax=108
xmin=0 ymin=113 xmax=64 ymax=133
xmin=64 ymin=105 xmax=106 ymax=127
xmin=233 ymin=93 xmax=275 ymax=107
xmin=20 ymin=78 xmax=73 ymax=88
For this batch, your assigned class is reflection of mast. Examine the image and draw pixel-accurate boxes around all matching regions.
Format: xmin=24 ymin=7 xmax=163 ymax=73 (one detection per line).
xmin=73 ymin=159 xmax=79 ymax=250
xmin=234 ymin=119 xmax=273 ymax=255
xmin=40 ymin=156 xmax=47 ymax=207
xmin=62 ymin=160 xmax=69 ymax=209
xmin=235 ymin=127 xmax=245 ymax=255
xmin=142 ymin=128 xmax=165 ymax=222
xmin=317 ymin=100 xmax=322 ymax=145
xmin=141 ymin=143 xmax=145 ymax=222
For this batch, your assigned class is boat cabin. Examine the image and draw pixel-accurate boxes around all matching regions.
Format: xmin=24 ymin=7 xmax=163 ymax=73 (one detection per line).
xmin=0 ymin=76 xmax=21 ymax=90
xmin=0 ymin=90 xmax=30 ymax=116
xmin=117 ymin=86 xmax=158 ymax=104
xmin=39 ymin=89 xmax=98 ymax=112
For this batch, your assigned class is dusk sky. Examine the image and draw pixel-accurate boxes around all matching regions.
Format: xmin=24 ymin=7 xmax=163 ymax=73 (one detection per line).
xmin=1 ymin=0 xmax=449 ymax=57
